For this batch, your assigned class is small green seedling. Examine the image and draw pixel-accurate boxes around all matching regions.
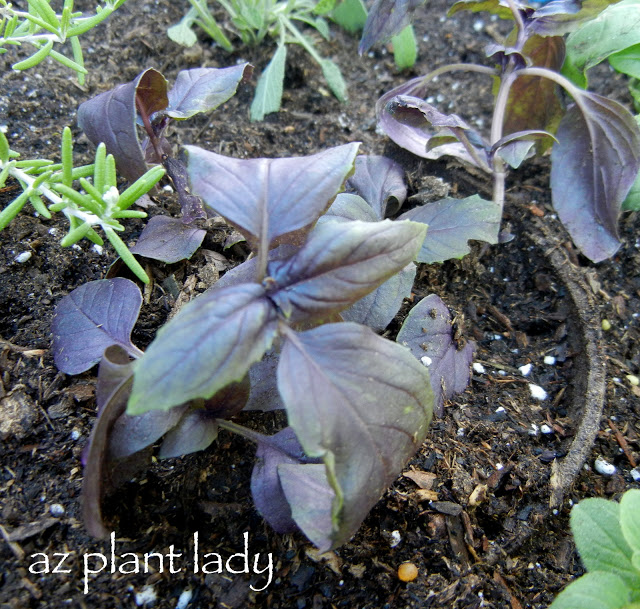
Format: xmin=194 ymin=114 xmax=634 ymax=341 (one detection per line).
xmin=550 ymin=488 xmax=640 ymax=609
xmin=0 ymin=0 xmax=128 ymax=84
xmin=167 ymin=0 xmax=347 ymax=120
xmin=0 ymin=127 xmax=164 ymax=283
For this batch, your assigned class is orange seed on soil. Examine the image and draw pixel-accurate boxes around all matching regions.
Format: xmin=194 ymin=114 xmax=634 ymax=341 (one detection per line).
xmin=398 ymin=562 xmax=419 ymax=582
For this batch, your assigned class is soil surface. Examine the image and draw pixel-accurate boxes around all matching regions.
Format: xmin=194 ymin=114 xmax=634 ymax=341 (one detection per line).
xmin=1 ymin=0 xmax=640 ymax=607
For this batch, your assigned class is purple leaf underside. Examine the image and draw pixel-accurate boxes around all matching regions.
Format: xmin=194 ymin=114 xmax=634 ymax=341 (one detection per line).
xmin=185 ymin=143 xmax=360 ymax=251
xmin=550 ymin=92 xmax=640 ymax=262
xmin=130 ymin=216 xmax=206 ymax=263
xmin=346 ymin=155 xmax=408 ymax=218
xmin=244 ymin=349 xmax=284 ymax=412
xmin=52 ymin=278 xmax=143 ymax=375
xmin=277 ymin=323 xmax=433 ymax=550
xmin=267 ymin=219 xmax=426 ymax=323
xmin=78 ymin=69 xmax=168 ymax=182
xmin=399 ymin=195 xmax=501 ymax=263
xmin=158 ymin=410 xmax=219 ymax=458
xmin=251 ymin=427 xmax=321 ymax=534
xmin=127 ymin=283 xmax=279 ymax=414
xmin=396 ymin=294 xmax=476 ymax=416
xmin=320 ymin=193 xmax=379 ymax=224
xmin=166 ymin=64 xmax=252 ymax=119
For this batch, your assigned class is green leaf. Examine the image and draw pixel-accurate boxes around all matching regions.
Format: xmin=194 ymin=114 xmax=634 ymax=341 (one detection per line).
xmin=571 ymin=498 xmax=638 ymax=589
xmin=391 ymin=24 xmax=417 ymax=69
xmin=314 ymin=0 xmax=338 ymax=15
xmin=319 ymin=58 xmax=347 ymax=101
xmin=620 ymin=489 xmax=640 ymax=554
xmin=167 ymin=18 xmax=199 ymax=47
xmin=609 ymin=43 xmax=640 ymax=78
xmin=331 ymin=0 xmax=367 ymax=32
xmin=251 ymin=44 xmax=287 ymax=121
xmin=623 ymin=116 xmax=640 ymax=211
xmin=564 ymin=0 xmax=640 ymax=86
xmin=549 ymin=571 xmax=633 ymax=609
xmin=127 ymin=284 xmax=278 ymax=415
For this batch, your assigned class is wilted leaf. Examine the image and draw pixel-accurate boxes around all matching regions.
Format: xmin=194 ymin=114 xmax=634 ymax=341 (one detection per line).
xmin=278 ymin=323 xmax=433 ymax=550
xmin=185 ymin=143 xmax=360 ymax=252
xmin=550 ymin=92 xmax=640 ymax=262
xmin=130 ymin=216 xmax=206 ymax=263
xmin=346 ymin=155 xmax=407 ymax=217
xmin=491 ymin=130 xmax=556 ymax=168
xmin=52 ymin=279 xmax=143 ymax=374
xmin=397 ymin=294 xmax=476 ymax=415
xmin=78 ymin=69 xmax=168 ymax=182
xmin=251 ymin=45 xmax=287 ymax=121
xmin=127 ymin=284 xmax=278 ymax=415
xmin=166 ymin=64 xmax=252 ymax=120
xmin=399 ymin=195 xmax=501 ymax=263
xmin=267 ymin=219 xmax=426 ymax=323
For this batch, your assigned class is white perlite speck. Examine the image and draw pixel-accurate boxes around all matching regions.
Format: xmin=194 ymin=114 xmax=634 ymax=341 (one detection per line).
xmin=543 ymin=356 xmax=556 ymax=365
xmin=472 ymin=362 xmax=485 ymax=374
xmin=594 ymin=456 xmax=616 ymax=476
xmin=50 ymin=503 xmax=65 ymax=517
xmin=518 ymin=363 xmax=532 ymax=376
xmin=176 ymin=589 xmax=193 ymax=609
xmin=540 ymin=424 xmax=553 ymax=435
xmin=529 ymin=384 xmax=548 ymax=400
xmin=15 ymin=251 xmax=32 ymax=263
xmin=135 ymin=585 xmax=157 ymax=606
xmin=390 ymin=530 xmax=402 ymax=548
xmin=421 ymin=356 xmax=432 ymax=367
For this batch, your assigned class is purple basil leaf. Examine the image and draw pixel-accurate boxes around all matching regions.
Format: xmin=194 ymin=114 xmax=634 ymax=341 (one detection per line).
xmin=165 ymin=64 xmax=252 ymax=120
xmin=52 ymin=278 xmax=143 ymax=374
xmin=127 ymin=284 xmax=278 ymax=414
xmin=245 ymin=349 xmax=284 ymax=412
xmin=397 ymin=294 xmax=476 ymax=416
xmin=346 ymin=155 xmax=407 ymax=218
xmin=359 ymin=0 xmax=425 ymax=54
xmin=278 ymin=323 xmax=433 ymax=551
xmin=185 ymin=143 xmax=360 ymax=251
xmin=318 ymin=193 xmax=379 ymax=224
xmin=82 ymin=347 xmax=133 ymax=539
xmin=503 ymin=36 xmax=565 ymax=152
xmin=158 ymin=409 xmax=219 ymax=458
xmin=491 ymin=130 xmax=557 ymax=168
xmin=163 ymin=156 xmax=207 ymax=222
xmin=383 ymin=95 xmax=490 ymax=170
xmin=109 ymin=404 xmax=188 ymax=460
xmin=203 ymin=376 xmax=251 ymax=418
xmin=550 ymin=92 xmax=640 ymax=262
xmin=398 ymin=195 xmax=501 ymax=263
xmin=130 ymin=216 xmax=206 ymax=263
xmin=341 ymin=263 xmax=416 ymax=332
xmin=529 ymin=0 xmax=617 ymax=36
xmin=279 ymin=463 xmax=335 ymax=548
xmin=251 ymin=427 xmax=319 ymax=534
xmin=267 ymin=219 xmax=426 ymax=323
xmin=78 ymin=69 xmax=169 ymax=182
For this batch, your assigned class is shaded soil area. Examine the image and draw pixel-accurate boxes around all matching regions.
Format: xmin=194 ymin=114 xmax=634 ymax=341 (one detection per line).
xmin=1 ymin=0 xmax=640 ymax=607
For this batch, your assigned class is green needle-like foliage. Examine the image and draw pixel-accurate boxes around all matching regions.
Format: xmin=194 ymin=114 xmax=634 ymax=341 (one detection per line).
xmin=0 ymin=0 xmax=128 ymax=83
xmin=0 ymin=127 xmax=165 ymax=283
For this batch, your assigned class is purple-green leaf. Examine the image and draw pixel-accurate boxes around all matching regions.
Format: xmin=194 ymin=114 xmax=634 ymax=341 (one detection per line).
xmin=251 ymin=427 xmax=320 ymax=534
xmin=397 ymin=294 xmax=476 ymax=416
xmin=319 ymin=193 xmax=379 ymax=224
xmin=550 ymin=92 xmax=640 ymax=262
xmin=399 ymin=195 xmax=501 ymax=263
xmin=158 ymin=410 xmax=219 ymax=458
xmin=52 ymin=278 xmax=143 ymax=374
xmin=346 ymin=155 xmax=407 ymax=218
xmin=127 ymin=284 xmax=278 ymax=415
xmin=491 ymin=130 xmax=557 ymax=168
xmin=277 ymin=323 xmax=433 ymax=550
xmin=77 ymin=69 xmax=168 ymax=182
xmin=267 ymin=219 xmax=426 ymax=323
xmin=130 ymin=216 xmax=206 ymax=263
xmin=185 ymin=143 xmax=360 ymax=251
xmin=341 ymin=263 xmax=416 ymax=331
xmin=165 ymin=64 xmax=252 ymax=120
